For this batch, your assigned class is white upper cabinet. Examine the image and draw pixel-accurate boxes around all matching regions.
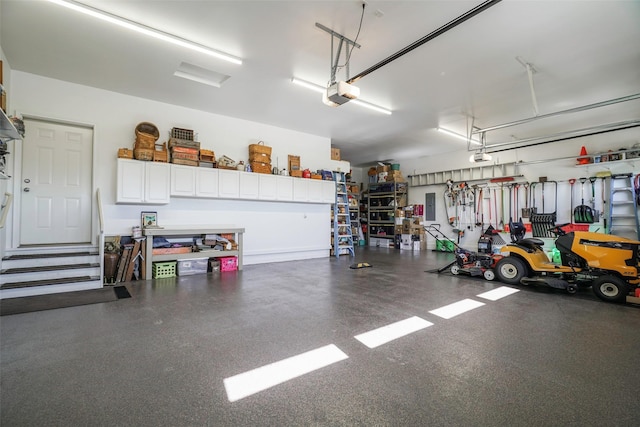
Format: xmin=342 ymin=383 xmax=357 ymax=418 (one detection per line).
xmin=195 ymin=168 xmax=219 ymax=198
xmin=239 ymin=171 xmax=260 ymax=199
xmin=321 ymin=180 xmax=336 ymax=203
xmin=170 ymin=164 xmax=196 ymax=197
xmin=218 ymin=169 xmax=240 ymax=199
xmin=117 ymin=159 xmax=170 ymax=204
xmin=258 ymin=174 xmax=278 ymax=200
xmin=293 ymin=178 xmax=308 ymax=202
xmin=307 ymin=179 xmax=323 ymax=203
xmin=276 ymin=175 xmax=294 ymax=201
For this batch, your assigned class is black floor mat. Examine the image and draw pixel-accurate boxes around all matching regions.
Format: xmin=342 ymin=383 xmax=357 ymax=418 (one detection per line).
xmin=0 ymin=285 xmax=132 ymax=316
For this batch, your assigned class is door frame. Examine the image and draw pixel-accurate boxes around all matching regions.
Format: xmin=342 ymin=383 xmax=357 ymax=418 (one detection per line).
xmin=10 ymin=114 xmax=97 ymax=249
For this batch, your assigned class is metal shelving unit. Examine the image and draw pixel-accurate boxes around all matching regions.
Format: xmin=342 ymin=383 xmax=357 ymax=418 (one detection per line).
xmin=367 ymin=181 xmax=408 ymax=244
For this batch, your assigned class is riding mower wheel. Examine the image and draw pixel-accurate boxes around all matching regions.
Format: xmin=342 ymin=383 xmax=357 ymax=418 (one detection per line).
xmin=495 ymin=257 xmax=527 ymax=285
xmin=591 ymin=276 xmax=628 ymax=303
xmin=450 ymin=265 xmax=460 ymax=275
xmin=483 ymin=269 xmax=496 ymax=281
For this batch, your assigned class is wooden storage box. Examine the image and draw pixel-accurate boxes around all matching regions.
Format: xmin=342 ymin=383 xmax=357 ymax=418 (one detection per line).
xmin=153 ymin=142 xmax=168 ymax=162
xmin=290 ymin=170 xmax=303 ymax=177
xmin=152 ymin=247 xmax=192 ymax=255
xmin=118 ymin=148 xmax=133 ymax=159
xmin=200 ymin=149 xmax=215 ymax=162
xmin=288 ymin=155 xmax=301 ymax=172
xmin=171 ymin=127 xmax=194 ymax=141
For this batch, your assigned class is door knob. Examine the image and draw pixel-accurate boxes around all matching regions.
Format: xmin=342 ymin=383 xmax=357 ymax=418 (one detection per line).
xmin=23 ymin=187 xmax=30 ymax=192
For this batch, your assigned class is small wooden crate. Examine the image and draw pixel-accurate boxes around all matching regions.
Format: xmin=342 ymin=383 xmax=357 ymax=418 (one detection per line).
xmin=288 ymin=155 xmax=301 ymax=172
xmin=200 ymin=149 xmax=215 ymax=162
xmin=171 ymin=127 xmax=194 ymax=141
xmin=118 ymin=148 xmax=133 ymax=159
xmin=153 ymin=142 xmax=168 ymax=162
xmin=290 ymin=170 xmax=303 ymax=178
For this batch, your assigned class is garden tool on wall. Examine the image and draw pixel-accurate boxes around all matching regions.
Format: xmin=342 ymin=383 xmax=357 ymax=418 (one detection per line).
xmin=530 ymin=180 xmax=557 ymax=237
xmin=595 ymin=171 xmax=611 ymax=232
xmin=521 ymin=183 xmax=531 ymax=218
xmin=568 ymin=178 xmax=576 ymax=218
xmin=574 ymin=177 xmax=594 ymax=224
xmin=589 ymin=176 xmax=600 ymax=222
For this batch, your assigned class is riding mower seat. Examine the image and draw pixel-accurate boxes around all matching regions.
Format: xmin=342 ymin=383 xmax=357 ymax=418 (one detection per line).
xmin=513 ymin=238 xmax=544 ymax=253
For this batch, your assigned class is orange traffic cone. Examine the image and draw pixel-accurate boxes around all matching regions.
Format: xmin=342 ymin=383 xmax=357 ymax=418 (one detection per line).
xmin=577 ymin=146 xmax=590 ymax=165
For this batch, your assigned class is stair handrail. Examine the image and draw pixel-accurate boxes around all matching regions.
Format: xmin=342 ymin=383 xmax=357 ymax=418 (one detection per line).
xmin=96 ymin=188 xmax=105 ymax=284
xmin=0 ymin=192 xmax=13 ymax=229
xmin=96 ymin=188 xmax=104 ymax=234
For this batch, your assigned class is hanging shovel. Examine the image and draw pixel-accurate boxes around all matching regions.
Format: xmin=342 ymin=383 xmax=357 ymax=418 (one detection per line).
xmin=589 ymin=177 xmax=600 ymax=222
xmin=521 ymin=182 xmax=531 ymax=218
xmin=568 ymin=178 xmax=576 ymax=220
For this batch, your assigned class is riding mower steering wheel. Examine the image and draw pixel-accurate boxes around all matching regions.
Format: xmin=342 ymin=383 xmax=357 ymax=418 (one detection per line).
xmin=548 ymin=223 xmax=569 ymax=236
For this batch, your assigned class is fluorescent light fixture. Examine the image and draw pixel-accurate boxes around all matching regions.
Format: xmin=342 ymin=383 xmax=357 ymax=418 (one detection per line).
xmin=437 ymin=127 xmax=481 ymax=145
xmin=291 ymin=78 xmax=325 ymax=94
xmin=47 ymin=0 xmax=242 ymax=65
xmin=291 ymin=77 xmax=392 ymax=115
xmin=174 ymin=62 xmax=230 ymax=88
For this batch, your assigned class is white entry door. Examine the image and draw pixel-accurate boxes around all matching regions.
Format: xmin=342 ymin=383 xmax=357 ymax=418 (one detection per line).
xmin=20 ymin=119 xmax=93 ymax=245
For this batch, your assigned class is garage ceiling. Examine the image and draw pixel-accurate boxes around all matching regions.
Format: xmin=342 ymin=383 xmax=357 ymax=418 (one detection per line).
xmin=2 ymin=0 xmax=639 ymax=166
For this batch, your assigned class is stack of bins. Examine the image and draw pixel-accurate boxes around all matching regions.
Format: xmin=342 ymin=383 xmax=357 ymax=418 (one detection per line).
xmin=169 ymin=127 xmax=200 ymax=166
xmin=248 ymin=141 xmax=272 ymax=174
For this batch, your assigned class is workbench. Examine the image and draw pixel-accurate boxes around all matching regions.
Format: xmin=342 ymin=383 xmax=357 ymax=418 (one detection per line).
xmin=142 ymin=225 xmax=244 ymax=279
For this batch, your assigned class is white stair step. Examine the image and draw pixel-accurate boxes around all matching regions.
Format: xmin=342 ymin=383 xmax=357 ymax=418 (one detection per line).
xmin=1 ymin=264 xmax=101 ymax=285
xmin=0 ymin=279 xmax=103 ymax=299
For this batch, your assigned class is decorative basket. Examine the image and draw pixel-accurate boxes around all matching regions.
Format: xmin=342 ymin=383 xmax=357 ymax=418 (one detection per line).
xmin=249 ymin=141 xmax=272 ymax=157
xmin=134 ymin=148 xmax=154 ymax=161
xmin=135 ymin=133 xmax=157 ymax=149
xmin=135 ymin=122 xmax=159 ymax=140
xmin=250 ymin=161 xmax=272 ymax=174
xmin=249 ymin=153 xmax=271 ymax=163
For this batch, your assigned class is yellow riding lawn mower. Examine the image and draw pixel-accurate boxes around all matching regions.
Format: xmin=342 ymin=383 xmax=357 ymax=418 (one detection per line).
xmin=495 ymin=224 xmax=640 ymax=303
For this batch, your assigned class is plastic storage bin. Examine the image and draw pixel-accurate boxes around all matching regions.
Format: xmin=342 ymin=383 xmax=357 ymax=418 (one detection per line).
xmin=177 ymin=258 xmax=208 ymax=276
xmin=152 ymin=261 xmax=176 ymax=278
xmin=220 ymin=256 xmax=238 ymax=272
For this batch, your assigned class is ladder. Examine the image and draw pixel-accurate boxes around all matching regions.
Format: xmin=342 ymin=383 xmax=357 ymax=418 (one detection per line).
xmin=332 ymin=172 xmax=355 ymax=257
xmin=609 ymin=173 xmax=640 ymax=240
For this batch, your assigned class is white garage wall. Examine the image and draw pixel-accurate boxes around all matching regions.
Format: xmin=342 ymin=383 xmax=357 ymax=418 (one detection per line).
xmin=7 ymin=71 xmax=340 ymax=264
xmin=400 ymin=128 xmax=639 ymax=249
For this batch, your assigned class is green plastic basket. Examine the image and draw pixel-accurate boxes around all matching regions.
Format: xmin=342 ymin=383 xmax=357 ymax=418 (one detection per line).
xmin=152 ymin=261 xmax=176 ymax=278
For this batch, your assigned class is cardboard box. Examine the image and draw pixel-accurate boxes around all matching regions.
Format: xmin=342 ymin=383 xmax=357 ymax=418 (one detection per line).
xmin=402 ymin=219 xmax=412 ymax=234
xmin=331 ymin=148 xmax=341 ymax=160
xmin=400 ymin=234 xmax=413 ymax=250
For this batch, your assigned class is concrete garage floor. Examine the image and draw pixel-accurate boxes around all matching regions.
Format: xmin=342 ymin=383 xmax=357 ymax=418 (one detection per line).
xmin=1 ymin=247 xmax=639 ymax=426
